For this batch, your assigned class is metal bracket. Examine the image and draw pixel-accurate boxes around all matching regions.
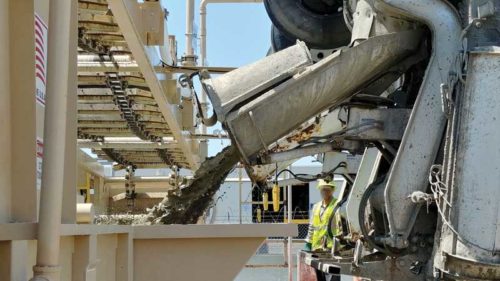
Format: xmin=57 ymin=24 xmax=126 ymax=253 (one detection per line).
xmin=440 ymin=83 xmax=454 ymax=118
xmin=106 ymin=72 xmax=162 ymax=142
xmin=477 ymin=1 xmax=495 ymax=19
xmin=299 ymin=251 xmax=426 ymax=281
xmin=353 ymin=239 xmax=363 ymax=268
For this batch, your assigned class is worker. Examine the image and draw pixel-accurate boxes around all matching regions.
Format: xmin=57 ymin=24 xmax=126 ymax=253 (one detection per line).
xmin=305 ymin=179 xmax=339 ymax=252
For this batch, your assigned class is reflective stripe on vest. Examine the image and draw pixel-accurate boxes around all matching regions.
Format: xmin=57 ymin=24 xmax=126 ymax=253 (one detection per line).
xmin=311 ymin=199 xmax=338 ymax=251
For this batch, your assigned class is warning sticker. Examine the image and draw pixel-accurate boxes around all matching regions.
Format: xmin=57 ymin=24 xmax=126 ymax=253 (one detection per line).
xmin=35 ymin=13 xmax=48 ymax=107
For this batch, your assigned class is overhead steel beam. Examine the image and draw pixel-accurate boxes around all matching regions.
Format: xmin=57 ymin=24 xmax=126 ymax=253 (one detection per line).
xmin=78 ymin=141 xmax=178 ymax=149
xmin=77 ymin=103 xmax=160 ymax=112
xmin=77 ymin=63 xmax=140 ymax=73
xmin=78 ymin=127 xmax=171 ymax=134
xmin=78 ymin=0 xmax=108 ymax=13
xmin=106 ymin=176 xmax=174 ymax=183
xmin=78 ymin=114 xmax=164 ymax=122
xmin=160 ymin=64 xmax=236 ymax=74
xmin=77 ymin=148 xmax=107 ymax=178
xmin=189 ymin=133 xmax=229 ymax=140
xmin=116 ymin=163 xmax=186 ymax=170
xmin=108 ymin=0 xmax=199 ymax=169
xmin=77 ymin=64 xmax=235 ymax=74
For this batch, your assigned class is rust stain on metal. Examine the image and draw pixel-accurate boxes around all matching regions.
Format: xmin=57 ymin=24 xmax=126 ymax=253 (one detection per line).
xmin=270 ymin=123 xmax=320 ymax=153
xmin=248 ymin=122 xmax=322 ymax=182
xmin=285 ymin=123 xmax=319 ymax=144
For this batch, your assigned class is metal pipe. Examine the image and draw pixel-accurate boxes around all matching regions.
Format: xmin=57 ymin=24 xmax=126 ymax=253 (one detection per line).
xmin=189 ymin=133 xmax=230 ymax=139
xmin=32 ymin=0 xmax=76 ymax=280
xmin=76 ymin=203 xmax=95 ymax=224
xmin=238 ymin=165 xmax=243 ymax=224
xmin=199 ymin=0 xmax=263 ymax=134
xmin=376 ymin=0 xmax=462 ymax=246
xmin=283 ymin=177 xmax=287 ymax=221
xmin=185 ymin=0 xmax=195 ymax=62
xmin=77 ymin=63 xmax=235 ymax=74
xmin=287 ymin=167 xmax=293 ymax=281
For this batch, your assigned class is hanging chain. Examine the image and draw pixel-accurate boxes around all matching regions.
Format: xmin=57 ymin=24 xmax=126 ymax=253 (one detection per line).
xmin=125 ymin=165 xmax=136 ymax=208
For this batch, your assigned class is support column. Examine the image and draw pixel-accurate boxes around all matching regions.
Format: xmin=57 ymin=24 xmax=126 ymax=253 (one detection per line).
xmin=116 ymin=234 xmax=133 ymax=281
xmin=0 ymin=0 xmax=12 ymax=224
xmin=9 ymin=0 xmax=37 ymax=223
xmin=185 ymin=0 xmax=195 ymax=61
xmin=287 ymin=168 xmax=293 ymax=281
xmin=61 ymin=0 xmax=78 ymax=224
xmin=32 ymin=0 xmax=76 ymax=280
xmin=72 ymin=235 xmax=97 ymax=281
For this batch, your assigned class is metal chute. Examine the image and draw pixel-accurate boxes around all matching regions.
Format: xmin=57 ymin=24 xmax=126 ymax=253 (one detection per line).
xmin=203 ymin=30 xmax=423 ymax=163
xmin=202 ymin=41 xmax=313 ymax=122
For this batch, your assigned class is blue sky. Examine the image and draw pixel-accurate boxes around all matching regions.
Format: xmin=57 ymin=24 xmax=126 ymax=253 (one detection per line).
xmin=164 ymin=1 xmax=318 ymax=165
xmin=165 ymin=1 xmax=271 ymax=67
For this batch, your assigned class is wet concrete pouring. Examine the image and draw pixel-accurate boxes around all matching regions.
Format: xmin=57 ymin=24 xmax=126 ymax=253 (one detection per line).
xmin=146 ymin=145 xmax=240 ymax=224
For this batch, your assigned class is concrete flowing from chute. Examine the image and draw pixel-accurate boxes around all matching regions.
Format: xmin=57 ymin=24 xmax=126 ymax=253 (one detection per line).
xmin=147 ymin=145 xmax=240 ymax=224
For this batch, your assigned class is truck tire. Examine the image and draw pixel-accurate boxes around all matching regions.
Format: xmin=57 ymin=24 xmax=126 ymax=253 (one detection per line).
xmin=264 ymin=0 xmax=350 ymax=49
xmin=271 ymin=24 xmax=295 ymax=52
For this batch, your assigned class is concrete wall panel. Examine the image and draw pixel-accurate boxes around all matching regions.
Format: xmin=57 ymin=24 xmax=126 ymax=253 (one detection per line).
xmin=96 ymin=234 xmax=118 ymax=281
xmin=134 ymin=237 xmax=264 ymax=281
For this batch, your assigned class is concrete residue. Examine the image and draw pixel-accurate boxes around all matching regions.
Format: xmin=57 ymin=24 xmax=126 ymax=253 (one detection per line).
xmin=146 ymin=145 xmax=240 ymax=224
xmin=95 ymin=214 xmax=149 ymax=225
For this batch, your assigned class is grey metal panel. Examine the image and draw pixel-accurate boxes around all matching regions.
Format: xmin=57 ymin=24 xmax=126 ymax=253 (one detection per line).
xmin=225 ymin=30 xmax=422 ymax=162
xmin=446 ymin=51 xmax=500 ymax=263
xmin=346 ymin=147 xmax=382 ymax=236
xmin=322 ymin=152 xmax=363 ymax=175
xmin=345 ymin=107 xmax=411 ymax=141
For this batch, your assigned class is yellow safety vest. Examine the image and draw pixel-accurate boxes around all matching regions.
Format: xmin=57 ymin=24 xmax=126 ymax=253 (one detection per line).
xmin=311 ymin=199 xmax=339 ymax=251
